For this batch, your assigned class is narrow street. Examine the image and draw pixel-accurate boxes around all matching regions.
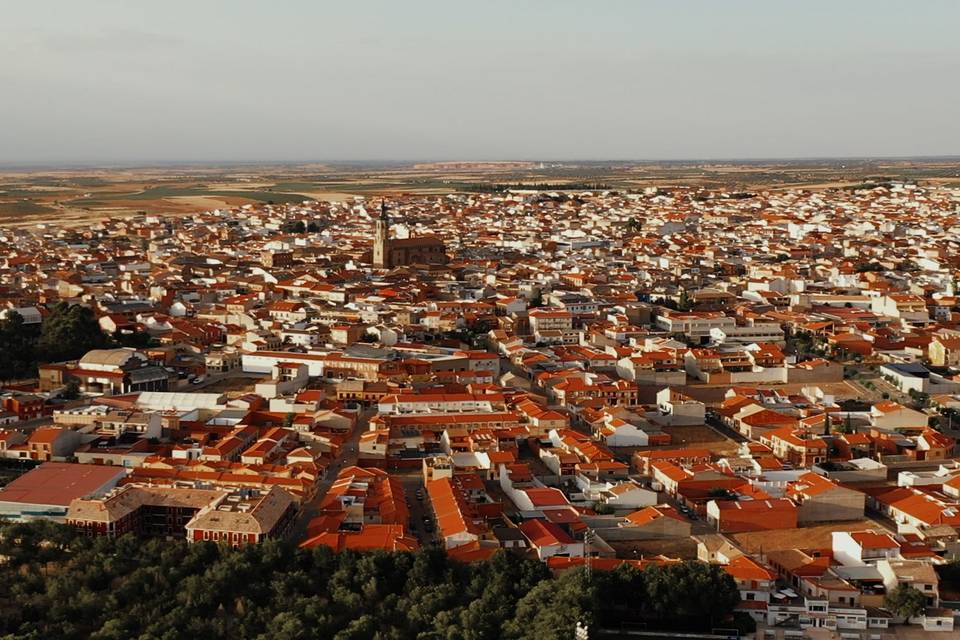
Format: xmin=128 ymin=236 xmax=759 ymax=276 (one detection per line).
xmin=289 ymin=409 xmax=369 ymax=543
xmin=397 ymin=472 xmax=435 ymax=545
xmin=705 ymin=414 xmax=748 ymax=444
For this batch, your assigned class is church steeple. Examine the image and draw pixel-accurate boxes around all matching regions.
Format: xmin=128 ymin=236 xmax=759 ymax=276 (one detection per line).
xmin=373 ymin=198 xmax=390 ymax=268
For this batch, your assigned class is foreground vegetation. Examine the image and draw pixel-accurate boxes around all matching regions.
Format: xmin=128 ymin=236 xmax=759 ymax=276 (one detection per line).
xmin=0 ymin=302 xmax=144 ymax=382
xmin=0 ymin=520 xmax=741 ymax=640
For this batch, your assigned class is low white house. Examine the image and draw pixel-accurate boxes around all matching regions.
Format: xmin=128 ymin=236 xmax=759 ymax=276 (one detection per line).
xmin=652 ymin=388 xmax=705 ymax=425
xmin=831 ymin=530 xmax=900 ymax=567
xmin=599 ymin=480 xmax=658 ymax=510
xmin=598 ymin=418 xmax=651 ymax=447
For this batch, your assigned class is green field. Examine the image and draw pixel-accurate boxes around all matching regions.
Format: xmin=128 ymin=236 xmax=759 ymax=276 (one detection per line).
xmin=0 ymin=200 xmax=58 ymax=216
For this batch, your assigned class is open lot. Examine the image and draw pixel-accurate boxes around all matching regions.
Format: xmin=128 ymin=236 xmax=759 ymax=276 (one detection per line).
xmin=606 ymin=537 xmax=699 ymax=561
xmin=190 ymin=374 xmax=265 ymax=395
xmin=731 ymin=519 xmax=885 ymax=553
xmin=661 ymin=424 xmax=740 ymax=457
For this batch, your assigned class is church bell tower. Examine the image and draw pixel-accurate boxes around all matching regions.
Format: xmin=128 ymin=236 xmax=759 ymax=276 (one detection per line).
xmin=373 ymin=199 xmax=390 ymax=268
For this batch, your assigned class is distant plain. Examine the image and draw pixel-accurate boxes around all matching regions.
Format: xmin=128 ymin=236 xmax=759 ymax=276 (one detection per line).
xmin=1 ymin=158 xmax=959 ymax=227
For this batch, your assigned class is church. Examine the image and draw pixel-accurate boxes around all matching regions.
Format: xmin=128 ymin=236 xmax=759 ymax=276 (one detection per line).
xmin=371 ymin=201 xmax=448 ymax=269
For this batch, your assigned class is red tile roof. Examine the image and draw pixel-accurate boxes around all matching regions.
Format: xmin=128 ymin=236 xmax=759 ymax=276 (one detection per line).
xmin=518 ymin=518 xmax=574 ymax=547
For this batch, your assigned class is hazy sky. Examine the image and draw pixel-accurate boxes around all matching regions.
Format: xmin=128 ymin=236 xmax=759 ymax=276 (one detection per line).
xmin=2 ymin=1 xmax=959 ymax=164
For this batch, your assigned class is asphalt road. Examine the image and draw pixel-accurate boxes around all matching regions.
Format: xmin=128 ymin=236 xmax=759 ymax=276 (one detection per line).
xmin=705 ymin=414 xmax=748 ymax=444
xmin=397 ymin=472 xmax=435 ymax=545
xmin=289 ymin=410 xmax=368 ymax=543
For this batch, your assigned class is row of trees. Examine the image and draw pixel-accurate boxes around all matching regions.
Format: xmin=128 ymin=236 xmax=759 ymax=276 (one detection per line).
xmin=0 ymin=302 xmax=115 ymax=382
xmin=280 ymin=220 xmax=324 ymax=234
xmin=0 ymin=520 xmax=742 ymax=640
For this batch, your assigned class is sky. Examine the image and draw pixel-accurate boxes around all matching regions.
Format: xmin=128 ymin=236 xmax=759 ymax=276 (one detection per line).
xmin=1 ymin=0 xmax=959 ymax=164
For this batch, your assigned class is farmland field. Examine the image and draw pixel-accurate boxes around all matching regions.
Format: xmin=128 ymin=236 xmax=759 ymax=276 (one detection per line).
xmin=1 ymin=158 xmax=959 ymax=226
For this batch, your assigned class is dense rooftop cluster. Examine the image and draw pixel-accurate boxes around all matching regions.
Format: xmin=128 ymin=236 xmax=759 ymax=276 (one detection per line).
xmin=2 ymin=182 xmax=960 ymax=637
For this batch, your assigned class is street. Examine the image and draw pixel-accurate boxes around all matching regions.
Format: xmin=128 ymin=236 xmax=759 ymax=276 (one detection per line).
xmin=289 ymin=409 xmax=368 ymax=543
xmin=705 ymin=413 xmax=748 ymax=444
xmin=289 ymin=414 xmax=437 ymax=546
xmin=397 ymin=472 xmax=435 ymax=545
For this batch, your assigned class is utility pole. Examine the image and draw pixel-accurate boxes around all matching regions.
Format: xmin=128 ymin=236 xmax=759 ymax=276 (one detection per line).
xmin=584 ymin=528 xmax=595 ymax=580
xmin=577 ymin=529 xmax=595 ymax=640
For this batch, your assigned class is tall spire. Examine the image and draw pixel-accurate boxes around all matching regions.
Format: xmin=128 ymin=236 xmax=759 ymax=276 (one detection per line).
xmin=373 ymin=198 xmax=390 ymax=269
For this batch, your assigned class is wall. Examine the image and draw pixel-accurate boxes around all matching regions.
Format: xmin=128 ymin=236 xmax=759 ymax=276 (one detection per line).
xmin=797 ymin=489 xmax=865 ymax=524
xmin=787 ymin=362 xmax=844 ymax=384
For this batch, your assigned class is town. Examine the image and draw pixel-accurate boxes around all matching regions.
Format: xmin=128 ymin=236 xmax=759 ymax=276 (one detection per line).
xmin=2 ymin=180 xmax=960 ymax=638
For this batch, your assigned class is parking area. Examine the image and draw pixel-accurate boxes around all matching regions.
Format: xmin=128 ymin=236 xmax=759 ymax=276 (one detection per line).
xmin=397 ymin=472 xmax=435 ymax=544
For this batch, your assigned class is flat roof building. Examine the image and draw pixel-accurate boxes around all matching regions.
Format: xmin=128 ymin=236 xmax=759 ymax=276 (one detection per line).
xmin=0 ymin=462 xmax=126 ymax=521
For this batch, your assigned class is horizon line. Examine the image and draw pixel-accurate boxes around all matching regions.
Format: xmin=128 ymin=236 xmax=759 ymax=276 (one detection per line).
xmin=2 ymin=154 xmax=960 ymax=172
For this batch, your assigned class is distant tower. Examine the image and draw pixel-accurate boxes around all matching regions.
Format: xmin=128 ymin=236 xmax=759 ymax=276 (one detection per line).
xmin=373 ymin=199 xmax=390 ymax=268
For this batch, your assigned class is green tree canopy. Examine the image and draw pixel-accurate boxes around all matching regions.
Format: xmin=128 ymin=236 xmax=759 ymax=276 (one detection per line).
xmin=0 ymin=521 xmax=741 ymax=640
xmin=37 ymin=302 xmax=112 ymax=363
xmin=505 ymin=567 xmax=595 ymax=640
xmin=642 ymin=561 xmax=740 ymax=625
xmin=884 ymin=585 xmax=926 ymax=620
xmin=0 ymin=310 xmax=38 ymax=380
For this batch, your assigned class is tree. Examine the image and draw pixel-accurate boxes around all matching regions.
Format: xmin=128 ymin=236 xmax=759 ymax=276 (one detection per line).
xmin=0 ymin=310 xmax=37 ymax=380
xmin=0 ymin=521 xmax=741 ymax=640
xmin=642 ymin=562 xmax=740 ymax=628
xmin=908 ymin=389 xmax=931 ymax=410
xmin=505 ymin=567 xmax=595 ymax=640
xmin=593 ymin=502 xmax=615 ymax=515
xmin=835 ymin=413 xmax=854 ymax=435
xmin=940 ymin=408 xmax=960 ymax=431
xmin=282 ymin=220 xmax=306 ymax=234
xmin=114 ymin=329 xmax=157 ymax=349
xmin=282 ymin=413 xmax=296 ymax=429
xmin=938 ymin=558 xmax=960 ymax=593
xmin=786 ymin=329 xmax=818 ymax=359
xmin=884 ymin=585 xmax=926 ymax=620
xmin=37 ymin=302 xmax=111 ymax=363
xmin=61 ymin=380 xmax=81 ymax=400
